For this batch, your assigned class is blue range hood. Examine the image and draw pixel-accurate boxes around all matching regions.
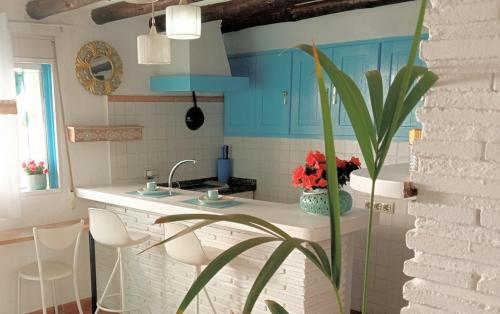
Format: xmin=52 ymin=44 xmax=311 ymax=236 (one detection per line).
xmin=150 ymin=75 xmax=249 ymax=93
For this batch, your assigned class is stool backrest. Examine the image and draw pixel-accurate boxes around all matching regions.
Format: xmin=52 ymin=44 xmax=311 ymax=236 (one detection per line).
xmin=163 ymin=223 xmax=209 ymax=266
xmin=88 ymin=208 xmax=130 ymax=247
xmin=33 ymin=220 xmax=84 ymax=279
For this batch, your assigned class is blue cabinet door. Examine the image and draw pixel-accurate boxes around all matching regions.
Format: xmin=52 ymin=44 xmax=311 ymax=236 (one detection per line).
xmin=331 ymin=43 xmax=380 ymax=137
xmin=254 ymin=52 xmax=292 ymax=136
xmin=380 ymin=39 xmax=425 ymax=140
xmin=224 ymin=56 xmax=257 ymax=136
xmin=290 ymin=48 xmax=333 ymax=137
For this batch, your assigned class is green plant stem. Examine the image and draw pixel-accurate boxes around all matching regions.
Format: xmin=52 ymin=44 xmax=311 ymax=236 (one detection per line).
xmin=361 ymin=179 xmax=377 ymax=314
xmin=333 ymin=281 xmax=345 ymax=314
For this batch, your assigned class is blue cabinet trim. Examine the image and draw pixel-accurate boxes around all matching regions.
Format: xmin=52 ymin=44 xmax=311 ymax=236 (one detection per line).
xmin=151 ymin=75 xmax=249 ymax=92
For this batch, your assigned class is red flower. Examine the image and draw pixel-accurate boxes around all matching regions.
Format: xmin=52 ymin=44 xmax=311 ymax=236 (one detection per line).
xmin=305 ymin=151 xmax=316 ymax=167
xmin=38 ymin=161 xmax=45 ymax=167
xmin=336 ymin=157 xmax=346 ymax=169
xmin=302 ymin=175 xmax=314 ymax=190
xmin=350 ymin=156 xmax=361 ymax=167
xmin=292 ymin=166 xmax=305 ymax=187
xmin=43 ymin=169 xmax=49 ymax=174
xmin=313 ymin=151 xmax=326 ymax=163
xmin=316 ymin=177 xmax=327 ymax=188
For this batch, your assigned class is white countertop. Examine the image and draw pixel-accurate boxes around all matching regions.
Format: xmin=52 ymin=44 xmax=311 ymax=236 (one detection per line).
xmin=76 ymin=184 xmax=372 ymax=241
xmin=350 ymin=163 xmax=417 ymax=199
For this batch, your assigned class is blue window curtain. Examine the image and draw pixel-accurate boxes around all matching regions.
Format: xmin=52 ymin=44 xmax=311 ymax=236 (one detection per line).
xmin=41 ymin=64 xmax=59 ymax=189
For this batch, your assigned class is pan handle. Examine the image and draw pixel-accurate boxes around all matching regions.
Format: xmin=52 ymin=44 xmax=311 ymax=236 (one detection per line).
xmin=192 ymin=91 xmax=198 ymax=107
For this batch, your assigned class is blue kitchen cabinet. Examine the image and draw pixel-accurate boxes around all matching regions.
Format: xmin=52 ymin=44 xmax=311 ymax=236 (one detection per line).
xmin=380 ymin=39 xmax=425 ymax=139
xmin=331 ymin=43 xmax=380 ymax=138
xmin=225 ymin=52 xmax=291 ymax=136
xmin=255 ymin=52 xmax=292 ymax=136
xmin=224 ymin=56 xmax=257 ymax=135
xmin=290 ymin=48 xmax=333 ymax=137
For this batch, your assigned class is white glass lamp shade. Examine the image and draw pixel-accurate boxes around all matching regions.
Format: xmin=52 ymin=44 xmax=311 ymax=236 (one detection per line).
xmin=165 ymin=5 xmax=201 ymax=40
xmin=137 ymin=25 xmax=171 ymax=65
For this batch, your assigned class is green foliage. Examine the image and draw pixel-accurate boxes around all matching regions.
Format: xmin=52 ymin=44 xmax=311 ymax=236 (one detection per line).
xmin=297 ymin=1 xmax=437 ymax=313
xmin=265 ymin=300 xmax=290 ymax=314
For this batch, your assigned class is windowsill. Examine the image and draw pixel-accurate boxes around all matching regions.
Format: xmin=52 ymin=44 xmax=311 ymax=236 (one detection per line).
xmin=20 ymin=188 xmax=63 ymax=197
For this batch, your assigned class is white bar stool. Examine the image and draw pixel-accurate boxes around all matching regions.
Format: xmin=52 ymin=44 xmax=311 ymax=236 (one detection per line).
xmin=164 ymin=223 xmax=221 ymax=314
xmin=17 ymin=220 xmax=85 ymax=314
xmin=89 ymin=208 xmax=151 ymax=313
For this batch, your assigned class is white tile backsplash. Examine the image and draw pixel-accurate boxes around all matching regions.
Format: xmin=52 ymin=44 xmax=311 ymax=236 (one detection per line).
xmin=108 ymin=101 xmax=224 ymax=184
xmin=224 ymin=136 xmax=412 ymax=313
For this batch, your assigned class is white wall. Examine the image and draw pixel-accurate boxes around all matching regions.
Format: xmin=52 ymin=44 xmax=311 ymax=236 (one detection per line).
xmin=223 ymin=1 xmax=421 ymax=55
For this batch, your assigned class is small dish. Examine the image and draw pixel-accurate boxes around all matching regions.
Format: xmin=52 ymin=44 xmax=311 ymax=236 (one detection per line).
xmin=137 ymin=188 xmax=167 ymax=196
xmin=197 ymin=195 xmax=234 ymax=205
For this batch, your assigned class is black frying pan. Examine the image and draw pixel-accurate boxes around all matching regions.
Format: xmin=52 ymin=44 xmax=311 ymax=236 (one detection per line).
xmin=185 ymin=91 xmax=204 ymax=130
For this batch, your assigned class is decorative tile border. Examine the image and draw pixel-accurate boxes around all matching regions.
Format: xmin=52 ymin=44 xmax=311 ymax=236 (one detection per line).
xmin=67 ymin=125 xmax=143 ymax=142
xmin=0 ymin=99 xmax=17 ymax=115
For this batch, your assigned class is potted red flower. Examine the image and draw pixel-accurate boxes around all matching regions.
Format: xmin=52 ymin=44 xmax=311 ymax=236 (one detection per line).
xmin=22 ymin=160 xmax=49 ymax=190
xmin=292 ymin=151 xmax=361 ymax=215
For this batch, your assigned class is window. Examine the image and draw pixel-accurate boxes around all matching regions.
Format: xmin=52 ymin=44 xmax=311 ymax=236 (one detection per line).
xmin=15 ymin=62 xmax=59 ymax=190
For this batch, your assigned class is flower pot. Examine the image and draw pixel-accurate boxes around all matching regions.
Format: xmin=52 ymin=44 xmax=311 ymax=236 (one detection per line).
xmin=28 ymin=174 xmax=47 ymax=190
xmin=300 ymin=189 xmax=352 ymax=216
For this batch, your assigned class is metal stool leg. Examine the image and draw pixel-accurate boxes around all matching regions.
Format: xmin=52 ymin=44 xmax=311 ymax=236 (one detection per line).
xmin=17 ymin=275 xmax=21 ymax=314
xmin=118 ymin=248 xmax=126 ymax=312
xmin=96 ymin=255 xmax=120 ymax=314
xmin=51 ymin=281 xmax=58 ymax=314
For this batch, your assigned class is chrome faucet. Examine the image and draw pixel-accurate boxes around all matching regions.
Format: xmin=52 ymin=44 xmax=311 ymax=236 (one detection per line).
xmin=168 ymin=159 xmax=197 ymax=189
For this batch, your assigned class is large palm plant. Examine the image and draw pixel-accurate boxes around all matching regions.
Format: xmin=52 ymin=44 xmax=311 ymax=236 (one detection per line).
xmin=146 ymin=1 xmax=437 ymax=313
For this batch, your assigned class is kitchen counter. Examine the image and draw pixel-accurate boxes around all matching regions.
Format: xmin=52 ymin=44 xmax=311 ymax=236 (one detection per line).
xmin=76 ymin=184 xmax=373 ymax=314
xmin=76 ymin=183 xmax=370 ymax=242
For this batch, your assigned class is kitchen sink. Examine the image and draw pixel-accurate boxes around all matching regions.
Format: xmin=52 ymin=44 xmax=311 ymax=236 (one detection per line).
xmin=158 ymin=180 xmax=229 ymax=192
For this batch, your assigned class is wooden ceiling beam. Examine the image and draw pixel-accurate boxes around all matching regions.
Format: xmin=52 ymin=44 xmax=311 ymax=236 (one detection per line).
xmin=150 ymin=0 xmax=313 ymax=32
xmin=91 ymin=0 xmax=203 ymax=25
xmin=220 ymin=0 xmax=413 ymax=32
xmin=26 ymin=0 xmax=102 ymax=20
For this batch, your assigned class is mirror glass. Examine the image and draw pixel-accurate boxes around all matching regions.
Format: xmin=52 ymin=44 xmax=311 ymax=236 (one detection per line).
xmin=90 ymin=56 xmax=113 ymax=81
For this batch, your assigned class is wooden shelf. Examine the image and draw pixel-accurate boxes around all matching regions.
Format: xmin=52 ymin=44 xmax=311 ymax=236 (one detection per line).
xmin=0 ymin=219 xmax=88 ymax=246
xmin=67 ymin=125 xmax=143 ymax=142
xmin=349 ymin=163 xmax=417 ymax=199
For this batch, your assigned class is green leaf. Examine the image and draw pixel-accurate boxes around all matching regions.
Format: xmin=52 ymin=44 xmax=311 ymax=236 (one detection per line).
xmin=177 ymin=237 xmax=279 ymax=313
xmin=265 ymin=300 xmax=290 ymax=314
xmin=379 ymin=66 xmax=427 ymax=142
xmin=243 ymin=238 xmax=301 ymax=313
xmin=311 ymin=45 xmax=342 ymax=287
xmin=297 ymin=44 xmax=376 ymax=179
xmin=365 ymin=70 xmax=383 ymax=135
xmin=154 ymin=213 xmax=291 ymax=239
xmin=396 ymin=70 xmax=438 ymax=128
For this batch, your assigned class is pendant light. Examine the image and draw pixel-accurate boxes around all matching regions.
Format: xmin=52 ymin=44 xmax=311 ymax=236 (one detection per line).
xmin=137 ymin=2 xmax=171 ymax=64
xmin=165 ymin=0 xmax=201 ymax=40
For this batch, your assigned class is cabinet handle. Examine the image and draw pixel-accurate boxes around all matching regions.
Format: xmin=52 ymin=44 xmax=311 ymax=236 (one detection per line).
xmin=282 ymin=91 xmax=288 ymax=105
xmin=332 ymin=86 xmax=337 ymax=105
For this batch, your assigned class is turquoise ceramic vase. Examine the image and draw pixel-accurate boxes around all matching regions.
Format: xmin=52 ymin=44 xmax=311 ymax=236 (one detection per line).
xmin=28 ymin=174 xmax=47 ymax=190
xmin=300 ymin=188 xmax=352 ymax=216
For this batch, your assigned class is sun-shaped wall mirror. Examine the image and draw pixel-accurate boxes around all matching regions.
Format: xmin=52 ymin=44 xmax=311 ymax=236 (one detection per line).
xmin=75 ymin=41 xmax=123 ymax=96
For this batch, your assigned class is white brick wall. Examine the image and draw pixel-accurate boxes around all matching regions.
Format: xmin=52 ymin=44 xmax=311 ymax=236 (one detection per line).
xmin=403 ymin=0 xmax=500 ymax=313
xmin=225 ymin=137 xmax=413 ymax=313
xmin=95 ymin=204 xmax=355 ymax=314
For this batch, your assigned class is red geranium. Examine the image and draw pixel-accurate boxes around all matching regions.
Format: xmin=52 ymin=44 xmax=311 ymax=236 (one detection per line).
xmin=292 ymin=151 xmax=361 ymax=190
